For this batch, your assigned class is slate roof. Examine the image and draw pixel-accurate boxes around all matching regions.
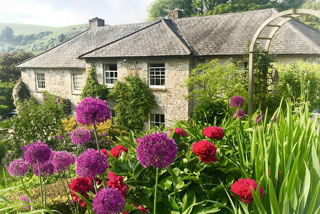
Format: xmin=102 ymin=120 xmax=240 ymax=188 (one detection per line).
xmin=18 ymin=8 xmax=320 ymax=68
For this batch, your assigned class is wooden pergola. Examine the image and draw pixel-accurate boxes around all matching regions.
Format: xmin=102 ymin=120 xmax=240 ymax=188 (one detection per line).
xmin=248 ymin=9 xmax=320 ymax=115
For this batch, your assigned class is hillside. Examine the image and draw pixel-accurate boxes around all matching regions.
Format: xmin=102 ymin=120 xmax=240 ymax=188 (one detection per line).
xmin=0 ymin=23 xmax=88 ymax=54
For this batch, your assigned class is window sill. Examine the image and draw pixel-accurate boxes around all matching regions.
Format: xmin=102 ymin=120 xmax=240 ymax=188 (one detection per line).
xmin=106 ymin=85 xmax=114 ymax=89
xmin=149 ymin=87 xmax=166 ymax=92
xmin=72 ymin=91 xmax=82 ymax=95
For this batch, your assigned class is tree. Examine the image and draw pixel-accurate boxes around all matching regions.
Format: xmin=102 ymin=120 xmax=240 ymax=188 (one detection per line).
xmin=0 ymin=81 xmax=15 ymax=117
xmin=0 ymin=52 xmax=34 ymax=82
xmin=58 ymin=33 xmax=66 ymax=43
xmin=299 ymin=1 xmax=320 ymax=31
xmin=0 ymin=26 xmax=14 ymax=41
xmin=81 ymin=66 xmax=108 ymax=100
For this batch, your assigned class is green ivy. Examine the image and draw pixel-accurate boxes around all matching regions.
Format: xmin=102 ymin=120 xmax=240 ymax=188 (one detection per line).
xmin=81 ymin=66 xmax=108 ymax=100
xmin=110 ymin=75 xmax=157 ymax=131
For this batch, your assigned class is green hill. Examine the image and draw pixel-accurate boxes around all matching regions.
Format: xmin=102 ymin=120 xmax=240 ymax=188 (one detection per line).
xmin=0 ymin=23 xmax=88 ymax=54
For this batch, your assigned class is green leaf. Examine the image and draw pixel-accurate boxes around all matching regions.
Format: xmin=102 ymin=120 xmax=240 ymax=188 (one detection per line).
xmin=182 ymin=190 xmax=196 ymax=212
xmin=251 ymin=186 xmax=266 ymax=214
xmin=168 ymin=195 xmax=180 ymax=211
xmin=268 ymin=179 xmax=280 ymax=214
xmin=71 ymin=190 xmax=92 ymax=210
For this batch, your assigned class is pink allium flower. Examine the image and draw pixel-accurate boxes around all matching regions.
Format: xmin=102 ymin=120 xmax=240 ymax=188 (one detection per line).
xmin=8 ymin=159 xmax=29 ymax=177
xmin=20 ymin=195 xmax=30 ymax=210
xmin=24 ymin=141 xmax=52 ymax=164
xmin=234 ymin=109 xmax=246 ymax=119
xmin=203 ymin=126 xmax=224 ymax=140
xmin=76 ymin=149 xmax=108 ymax=178
xmin=136 ymin=133 xmax=177 ymax=169
xmin=76 ymin=97 xmax=110 ymax=126
xmin=230 ymin=96 xmax=245 ymax=108
xmin=51 ymin=151 xmax=75 ymax=173
xmin=93 ymin=188 xmax=125 ymax=214
xmin=71 ymin=126 xmax=91 ymax=145
xmin=33 ymin=161 xmax=54 ymax=177
xmin=231 ymin=178 xmax=264 ymax=203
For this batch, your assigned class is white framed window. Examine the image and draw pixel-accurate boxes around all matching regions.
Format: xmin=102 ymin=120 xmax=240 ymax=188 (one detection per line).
xmin=149 ymin=63 xmax=165 ymax=87
xmin=150 ymin=113 xmax=165 ymax=127
xmin=72 ymin=73 xmax=84 ymax=92
xmin=104 ymin=64 xmax=117 ymax=86
xmin=36 ymin=73 xmax=45 ymax=89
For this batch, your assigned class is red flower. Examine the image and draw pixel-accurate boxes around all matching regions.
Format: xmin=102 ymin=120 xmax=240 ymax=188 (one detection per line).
xmin=129 ymin=204 xmax=150 ymax=213
xmin=136 ymin=138 xmax=140 ymax=144
xmin=174 ymin=128 xmax=188 ymax=137
xmin=123 ymin=211 xmax=129 ymax=214
xmin=203 ymin=126 xmax=224 ymax=140
xmin=107 ymin=171 xmax=129 ymax=197
xmin=69 ymin=177 xmax=94 ymax=207
xmin=231 ymin=178 xmax=264 ymax=203
xmin=110 ymin=145 xmax=128 ymax=158
xmin=192 ymin=140 xmax=218 ymax=163
xmin=100 ymin=149 xmax=108 ymax=157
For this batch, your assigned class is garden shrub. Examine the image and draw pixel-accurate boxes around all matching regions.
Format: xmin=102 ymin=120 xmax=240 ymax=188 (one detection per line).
xmin=8 ymin=96 xmax=65 ymax=155
xmin=192 ymin=98 xmax=229 ymax=124
xmin=43 ymin=93 xmax=72 ymax=115
xmin=110 ymin=75 xmax=157 ymax=131
xmin=12 ymin=78 xmax=30 ymax=109
xmin=81 ymin=66 xmax=108 ymax=100
xmin=0 ymin=140 xmax=7 ymax=166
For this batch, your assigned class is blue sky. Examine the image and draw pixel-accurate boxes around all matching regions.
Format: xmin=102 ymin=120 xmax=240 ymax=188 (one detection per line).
xmin=0 ymin=0 xmax=155 ymax=26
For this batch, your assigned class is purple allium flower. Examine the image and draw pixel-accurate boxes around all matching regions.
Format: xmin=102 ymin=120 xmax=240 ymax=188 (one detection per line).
xmin=76 ymin=149 xmax=108 ymax=178
xmin=8 ymin=159 xmax=29 ymax=177
xmin=75 ymin=97 xmax=110 ymax=126
xmin=256 ymin=114 xmax=265 ymax=123
xmin=234 ymin=109 xmax=246 ymax=119
xmin=24 ymin=141 xmax=52 ymax=165
xmin=5 ymin=152 xmax=10 ymax=161
xmin=20 ymin=195 xmax=30 ymax=210
xmin=52 ymin=151 xmax=76 ymax=173
xmin=230 ymin=96 xmax=245 ymax=108
xmin=93 ymin=188 xmax=125 ymax=214
xmin=136 ymin=133 xmax=178 ymax=169
xmin=71 ymin=127 xmax=91 ymax=145
xmin=33 ymin=161 xmax=54 ymax=177
xmin=57 ymin=135 xmax=63 ymax=141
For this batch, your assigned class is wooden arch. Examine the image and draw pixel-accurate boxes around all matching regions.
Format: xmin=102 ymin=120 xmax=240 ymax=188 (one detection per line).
xmin=248 ymin=9 xmax=320 ymax=115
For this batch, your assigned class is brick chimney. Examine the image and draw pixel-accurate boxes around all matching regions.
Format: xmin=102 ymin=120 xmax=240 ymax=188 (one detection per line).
xmin=89 ymin=17 xmax=105 ymax=28
xmin=168 ymin=9 xmax=183 ymax=20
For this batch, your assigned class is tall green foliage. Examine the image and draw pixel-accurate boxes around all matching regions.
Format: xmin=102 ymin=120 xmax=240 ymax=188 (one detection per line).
xmin=110 ymin=75 xmax=157 ymax=131
xmin=81 ymin=66 xmax=108 ymax=100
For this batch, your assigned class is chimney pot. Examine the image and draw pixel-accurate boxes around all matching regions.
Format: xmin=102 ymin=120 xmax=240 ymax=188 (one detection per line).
xmin=168 ymin=9 xmax=183 ymax=20
xmin=89 ymin=17 xmax=105 ymax=28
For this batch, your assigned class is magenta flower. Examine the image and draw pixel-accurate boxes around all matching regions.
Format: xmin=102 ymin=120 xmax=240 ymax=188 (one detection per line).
xmin=76 ymin=97 xmax=110 ymax=126
xmin=93 ymin=188 xmax=125 ymax=214
xmin=24 ymin=141 xmax=52 ymax=164
xmin=234 ymin=109 xmax=246 ymax=119
xmin=51 ymin=151 xmax=76 ymax=173
xmin=20 ymin=195 xmax=30 ymax=210
xmin=33 ymin=161 xmax=54 ymax=177
xmin=256 ymin=114 xmax=265 ymax=123
xmin=76 ymin=149 xmax=108 ymax=178
xmin=136 ymin=133 xmax=177 ymax=169
xmin=71 ymin=126 xmax=91 ymax=145
xmin=230 ymin=96 xmax=245 ymax=108
xmin=8 ymin=159 xmax=29 ymax=177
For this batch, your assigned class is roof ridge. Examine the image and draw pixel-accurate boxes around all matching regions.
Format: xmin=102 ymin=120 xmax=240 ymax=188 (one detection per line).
xmin=285 ymin=18 xmax=320 ymax=53
xmin=161 ymin=19 xmax=191 ymax=55
xmin=17 ymin=28 xmax=90 ymax=67
xmin=78 ymin=20 xmax=161 ymax=58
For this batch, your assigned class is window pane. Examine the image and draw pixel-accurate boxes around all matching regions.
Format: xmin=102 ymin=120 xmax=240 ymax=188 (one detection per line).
xmin=149 ymin=64 xmax=165 ymax=86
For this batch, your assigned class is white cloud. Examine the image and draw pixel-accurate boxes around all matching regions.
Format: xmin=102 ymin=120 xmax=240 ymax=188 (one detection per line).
xmin=0 ymin=0 xmax=155 ymax=26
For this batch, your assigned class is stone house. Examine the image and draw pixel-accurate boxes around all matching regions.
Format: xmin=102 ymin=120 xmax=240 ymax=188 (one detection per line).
xmin=17 ymin=8 xmax=320 ymax=128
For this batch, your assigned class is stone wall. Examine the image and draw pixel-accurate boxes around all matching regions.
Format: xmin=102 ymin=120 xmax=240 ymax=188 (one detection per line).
xmin=21 ymin=68 xmax=86 ymax=111
xmin=86 ymin=57 xmax=192 ymax=127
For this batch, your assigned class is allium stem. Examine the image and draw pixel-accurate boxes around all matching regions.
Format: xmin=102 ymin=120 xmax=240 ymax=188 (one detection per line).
xmin=154 ymin=168 xmax=159 ymax=214
xmin=37 ymin=161 xmax=44 ymax=207
xmin=93 ymin=123 xmax=106 ymax=188
xmin=60 ymin=174 xmax=75 ymax=214
xmin=2 ymin=167 xmax=7 ymax=188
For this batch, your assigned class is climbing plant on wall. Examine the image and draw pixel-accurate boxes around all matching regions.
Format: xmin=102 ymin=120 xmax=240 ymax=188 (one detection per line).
xmin=81 ymin=66 xmax=108 ymax=100
xmin=110 ymin=75 xmax=157 ymax=131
